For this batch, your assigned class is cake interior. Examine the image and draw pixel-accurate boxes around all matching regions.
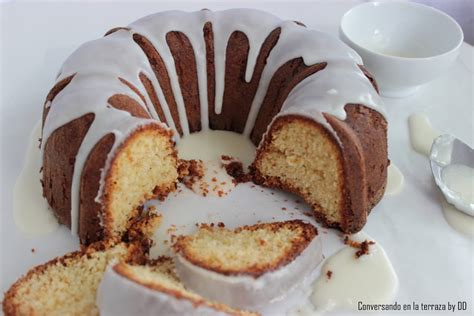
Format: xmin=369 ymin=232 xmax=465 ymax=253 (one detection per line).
xmin=173 ymin=220 xmax=317 ymax=277
xmin=3 ymin=243 xmax=141 ymax=316
xmin=253 ymin=116 xmax=345 ymax=226
xmin=102 ymin=125 xmax=178 ymax=239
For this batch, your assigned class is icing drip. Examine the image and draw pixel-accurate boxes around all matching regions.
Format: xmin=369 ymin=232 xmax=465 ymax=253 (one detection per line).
xmin=408 ymin=113 xmax=441 ymax=156
xmin=385 ymin=163 xmax=404 ymax=196
xmin=41 ymin=9 xmax=385 ymax=234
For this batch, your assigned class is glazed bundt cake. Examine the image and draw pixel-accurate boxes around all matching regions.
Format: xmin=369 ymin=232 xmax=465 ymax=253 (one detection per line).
xmin=40 ymin=9 xmax=387 ymax=244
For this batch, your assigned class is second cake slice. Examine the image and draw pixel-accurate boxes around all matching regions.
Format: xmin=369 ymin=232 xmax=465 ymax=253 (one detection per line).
xmin=172 ymin=220 xmax=323 ymax=310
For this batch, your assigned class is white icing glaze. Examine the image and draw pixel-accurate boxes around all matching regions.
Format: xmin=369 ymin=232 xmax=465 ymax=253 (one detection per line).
xmin=173 ymin=230 xmax=323 ymax=311
xmin=385 ymin=163 xmax=404 ymax=196
xmin=13 ymin=121 xmax=59 ymax=234
xmin=408 ymin=113 xmax=441 ymax=156
xmin=311 ymin=232 xmax=398 ymax=313
xmin=97 ymin=265 xmax=229 ymax=316
xmin=41 ymin=9 xmax=384 ymax=234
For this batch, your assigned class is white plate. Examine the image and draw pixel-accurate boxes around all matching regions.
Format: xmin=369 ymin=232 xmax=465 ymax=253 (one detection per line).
xmin=1 ymin=2 xmax=473 ymax=315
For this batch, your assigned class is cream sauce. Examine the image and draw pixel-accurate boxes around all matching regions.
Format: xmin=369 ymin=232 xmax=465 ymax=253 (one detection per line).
xmin=310 ymin=232 xmax=398 ymax=313
xmin=408 ymin=113 xmax=441 ymax=156
xmin=442 ymin=164 xmax=474 ymax=206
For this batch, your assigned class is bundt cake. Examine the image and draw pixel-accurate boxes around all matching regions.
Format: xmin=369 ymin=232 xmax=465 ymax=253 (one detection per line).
xmin=97 ymin=259 xmax=258 ymax=316
xmin=172 ymin=220 xmax=323 ymax=310
xmin=40 ymin=8 xmax=387 ymax=244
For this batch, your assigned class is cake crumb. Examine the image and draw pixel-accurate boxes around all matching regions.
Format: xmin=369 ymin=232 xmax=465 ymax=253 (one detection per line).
xmin=343 ymin=236 xmax=376 ymax=258
xmin=166 ymin=225 xmax=177 ymax=235
xmin=170 ymin=234 xmax=177 ymax=243
xmin=178 ymin=159 xmax=205 ymax=191
xmin=326 ymin=270 xmax=333 ymax=279
xmin=31 ymin=248 xmax=36 ymax=253
xmin=221 ymin=155 xmax=252 ymax=183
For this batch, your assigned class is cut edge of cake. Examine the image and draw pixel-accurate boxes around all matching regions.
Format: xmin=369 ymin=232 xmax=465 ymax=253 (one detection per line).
xmin=252 ymin=107 xmax=388 ymax=233
xmin=100 ymin=124 xmax=178 ymax=241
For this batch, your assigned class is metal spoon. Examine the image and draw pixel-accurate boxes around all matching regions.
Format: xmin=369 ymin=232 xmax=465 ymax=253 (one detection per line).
xmin=430 ymin=134 xmax=474 ymax=216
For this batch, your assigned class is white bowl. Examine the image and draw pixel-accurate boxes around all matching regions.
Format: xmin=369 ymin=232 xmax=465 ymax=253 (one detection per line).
xmin=340 ymin=1 xmax=463 ymax=98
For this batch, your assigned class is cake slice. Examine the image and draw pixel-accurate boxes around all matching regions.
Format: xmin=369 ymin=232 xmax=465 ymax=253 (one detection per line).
xmin=97 ymin=258 xmax=258 ymax=316
xmin=172 ymin=220 xmax=323 ymax=310
xmin=2 ymin=240 xmax=148 ymax=316
xmin=252 ymin=107 xmax=388 ymax=234
xmin=2 ymin=212 xmax=161 ymax=316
